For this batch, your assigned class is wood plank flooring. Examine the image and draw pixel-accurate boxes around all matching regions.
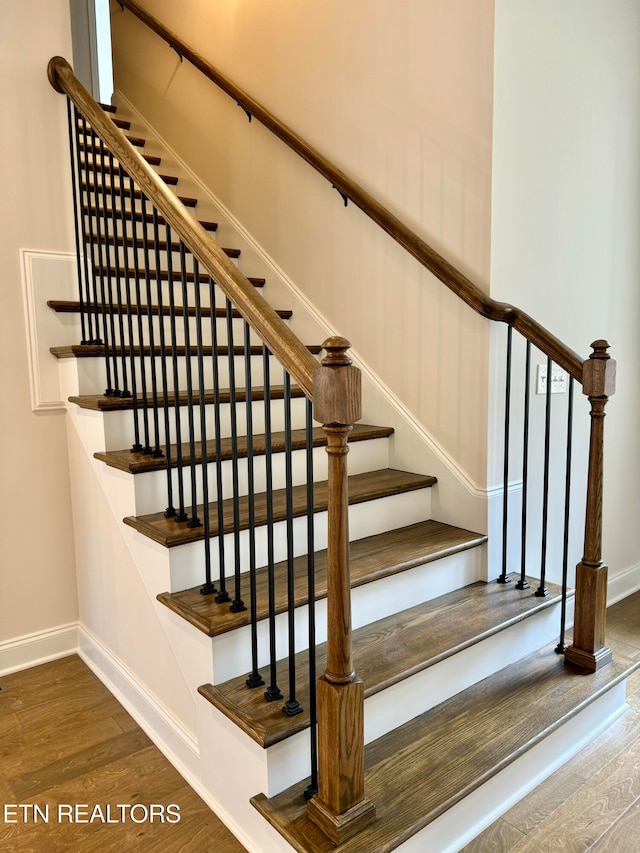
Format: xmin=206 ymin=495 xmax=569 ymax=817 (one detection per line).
xmin=0 ymin=656 xmax=246 ymax=852
xmin=462 ymin=590 xmax=640 ymax=852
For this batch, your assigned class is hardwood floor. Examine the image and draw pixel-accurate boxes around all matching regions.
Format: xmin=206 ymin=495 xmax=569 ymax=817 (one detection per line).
xmin=0 ymin=592 xmax=637 ymax=852
xmin=463 ymin=591 xmax=640 ymax=852
xmin=0 ymin=656 xmax=246 ymax=852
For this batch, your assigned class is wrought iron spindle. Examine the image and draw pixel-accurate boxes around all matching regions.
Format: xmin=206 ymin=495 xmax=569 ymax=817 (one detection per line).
xmin=128 ymin=174 xmax=150 ymax=453
xmin=209 ymin=280 xmax=229 ymax=602
xmin=97 ymin=137 xmax=120 ymax=395
xmin=283 ymin=370 xmax=302 ymax=716
xmin=164 ymin=224 xmax=185 ymax=519
xmin=517 ymin=340 xmax=531 ymax=590
xmin=263 ymin=345 xmax=283 ymax=702
xmin=75 ymin=113 xmax=100 ymax=344
xmin=304 ymin=396 xmax=318 ymax=798
xmin=178 ymin=241 xmax=201 ymax=527
xmin=140 ymin=194 xmax=163 ymax=456
xmin=106 ymin=147 xmax=130 ymax=397
xmin=555 ymin=377 xmax=575 ymax=652
xmin=498 ymin=325 xmax=513 ymax=584
xmin=66 ymin=100 xmax=88 ymax=345
xmin=89 ymin=129 xmax=114 ymax=394
xmin=536 ymin=355 xmax=553 ymax=597
xmin=193 ymin=258 xmax=215 ymax=594
xmin=151 ymin=209 xmax=174 ymax=512
xmin=244 ymin=320 xmax=264 ymax=688
xmin=118 ymin=167 xmax=142 ymax=444
xmin=226 ymin=298 xmax=246 ymax=613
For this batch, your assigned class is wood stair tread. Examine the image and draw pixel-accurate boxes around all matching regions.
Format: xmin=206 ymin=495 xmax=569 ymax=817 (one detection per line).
xmin=47 ymin=300 xmax=292 ymax=320
xmin=251 ymin=646 xmax=640 ymax=853
xmin=158 ymin=520 xmax=484 ymax=638
xmin=199 ymin=573 xmax=553 ymax=748
xmin=95 ymin=423 xmax=389 ymax=474
xmin=99 ymin=103 xmax=116 ymax=113
xmin=51 ymin=342 xmax=319 ymax=360
xmin=124 ymin=469 xmax=437 ymax=548
xmin=78 ymin=134 xmax=146 ymax=148
xmin=83 ymin=168 xmax=178 ymax=185
xmin=68 ymin=384 xmax=306 ymax=412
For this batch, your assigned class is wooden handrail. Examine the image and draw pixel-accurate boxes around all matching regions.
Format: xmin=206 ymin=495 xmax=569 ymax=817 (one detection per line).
xmin=48 ymin=56 xmax=318 ymax=399
xmin=117 ymin=0 xmax=584 ymax=383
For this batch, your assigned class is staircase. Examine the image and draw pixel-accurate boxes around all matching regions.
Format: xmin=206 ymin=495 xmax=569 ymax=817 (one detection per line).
xmin=46 ymin=51 xmax=638 ymax=853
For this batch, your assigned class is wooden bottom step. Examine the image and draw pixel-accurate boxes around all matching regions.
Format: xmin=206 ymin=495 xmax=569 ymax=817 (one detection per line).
xmin=252 ymin=646 xmax=639 ymax=853
xmin=158 ymin=521 xmax=485 ymax=638
xmin=199 ymin=574 xmax=561 ymax=748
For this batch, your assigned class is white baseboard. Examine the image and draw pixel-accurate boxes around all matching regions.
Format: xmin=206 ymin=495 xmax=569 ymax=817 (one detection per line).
xmin=77 ymin=623 xmax=199 ymax=769
xmin=0 ymin=623 xmax=78 ymax=677
xmin=608 ymin=563 xmax=640 ymax=606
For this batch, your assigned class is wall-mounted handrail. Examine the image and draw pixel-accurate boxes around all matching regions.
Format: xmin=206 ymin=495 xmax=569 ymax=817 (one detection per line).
xmin=48 ymin=55 xmax=318 ymax=399
xmin=117 ymin=0 xmax=583 ymax=383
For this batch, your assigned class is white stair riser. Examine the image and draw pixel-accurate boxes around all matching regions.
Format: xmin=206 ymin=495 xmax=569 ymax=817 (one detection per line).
xmin=132 ymin=435 xmax=390 ymax=514
xmin=264 ymin=597 xmax=570 ymax=796
xmin=102 ymin=395 xmax=310 ymax=451
xmin=208 ymin=544 xmax=482 ymax=684
xmin=167 ymin=488 xmax=433 ymax=592
xmin=75 ymin=351 xmax=315 ymax=397
xmin=82 ymin=312 xmax=276 ymax=348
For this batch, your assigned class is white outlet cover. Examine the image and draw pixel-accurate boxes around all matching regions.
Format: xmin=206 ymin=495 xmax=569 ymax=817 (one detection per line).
xmin=536 ymin=363 xmax=567 ymax=394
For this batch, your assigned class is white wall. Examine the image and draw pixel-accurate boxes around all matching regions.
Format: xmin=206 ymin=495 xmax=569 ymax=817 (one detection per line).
xmin=110 ymin=0 xmax=495 ymax=490
xmin=0 ymin=0 xmax=79 ymax=644
xmin=491 ymin=0 xmax=640 ymax=589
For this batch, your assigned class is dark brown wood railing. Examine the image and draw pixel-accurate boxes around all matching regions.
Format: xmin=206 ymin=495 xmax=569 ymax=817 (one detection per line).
xmin=117 ymin=0 xmax=584 ymax=382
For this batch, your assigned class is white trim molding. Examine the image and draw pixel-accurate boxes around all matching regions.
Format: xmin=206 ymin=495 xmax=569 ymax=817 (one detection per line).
xmin=77 ymin=624 xmax=200 ymax=776
xmin=0 ymin=623 xmax=78 ymax=677
xmin=21 ymin=249 xmax=80 ymax=412
xmin=608 ymin=563 xmax=640 ymax=606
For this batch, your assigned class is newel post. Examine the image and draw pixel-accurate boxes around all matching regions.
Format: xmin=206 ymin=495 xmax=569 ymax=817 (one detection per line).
xmin=565 ymin=340 xmax=616 ymax=673
xmin=307 ymin=337 xmax=376 ymax=843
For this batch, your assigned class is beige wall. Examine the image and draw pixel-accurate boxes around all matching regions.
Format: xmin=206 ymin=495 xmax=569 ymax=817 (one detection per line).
xmin=491 ymin=0 xmax=640 ymax=584
xmin=0 ymin=1 xmax=78 ymax=641
xmin=111 ymin=0 xmax=495 ymax=488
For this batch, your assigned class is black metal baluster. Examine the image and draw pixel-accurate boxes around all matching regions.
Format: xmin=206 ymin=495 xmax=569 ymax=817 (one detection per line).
xmin=89 ymin=129 xmax=114 ymax=394
xmin=536 ymin=356 xmax=553 ymax=597
xmin=128 ymin=175 xmax=150 ymax=453
xmin=118 ymin=167 xmax=141 ymax=445
xmin=304 ymin=396 xmax=318 ymax=799
xmin=245 ymin=321 xmax=264 ymax=688
xmin=517 ymin=340 xmax=531 ymax=590
xmin=140 ymin=194 xmax=163 ymax=456
xmin=193 ymin=259 xmax=215 ymax=594
xmin=151 ymin=209 xmax=174 ymax=513
xmin=555 ymin=377 xmax=575 ymax=653
xmin=283 ymin=370 xmax=302 ymax=717
xmin=75 ymin=113 xmax=100 ymax=344
xmin=97 ymin=137 xmax=120 ymax=395
xmin=165 ymin=224 xmax=185 ymax=519
xmin=263 ymin=346 xmax=283 ymax=702
xmin=209 ymin=280 xmax=229 ymax=602
xmin=66 ymin=100 xmax=88 ymax=345
xmin=498 ymin=325 xmax=513 ymax=584
xmin=106 ymin=148 xmax=130 ymax=397
xmin=179 ymin=242 xmax=201 ymax=527
xmin=226 ymin=298 xmax=246 ymax=613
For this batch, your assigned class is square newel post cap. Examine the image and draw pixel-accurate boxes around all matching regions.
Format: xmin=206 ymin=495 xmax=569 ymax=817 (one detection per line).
xmin=313 ymin=337 xmax=362 ymax=426
xmin=583 ymin=340 xmax=616 ymax=398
